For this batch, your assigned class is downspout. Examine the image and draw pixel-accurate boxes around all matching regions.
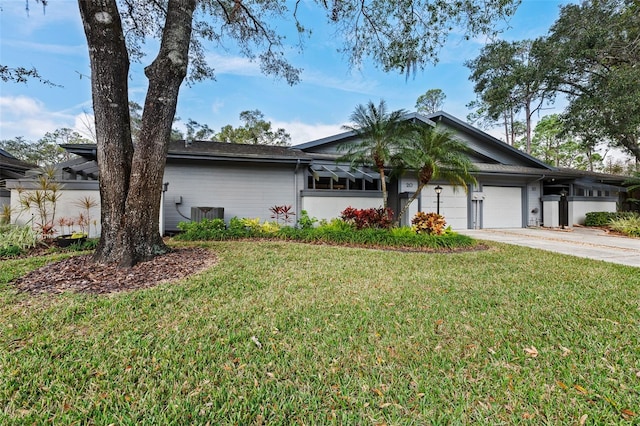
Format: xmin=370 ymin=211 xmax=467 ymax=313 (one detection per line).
xmin=160 ymin=182 xmax=169 ymax=237
xmin=294 ymin=159 xmax=301 ymax=220
xmin=528 ymin=174 xmax=546 ymax=184
xmin=528 ymin=174 xmax=546 ymax=227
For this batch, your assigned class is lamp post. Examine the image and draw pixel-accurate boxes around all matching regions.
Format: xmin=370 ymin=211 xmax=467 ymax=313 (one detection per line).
xmin=559 ymin=189 xmax=568 ymax=229
xmin=434 ymin=185 xmax=443 ymax=215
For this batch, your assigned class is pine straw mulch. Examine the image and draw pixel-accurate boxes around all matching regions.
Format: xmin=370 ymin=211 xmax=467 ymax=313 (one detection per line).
xmin=11 ymin=247 xmax=218 ymax=296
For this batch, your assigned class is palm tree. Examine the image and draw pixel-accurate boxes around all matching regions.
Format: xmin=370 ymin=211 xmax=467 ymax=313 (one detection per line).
xmin=338 ymin=100 xmax=409 ymax=209
xmin=623 ymin=172 xmax=640 ymax=207
xmin=394 ymin=125 xmax=477 ymax=225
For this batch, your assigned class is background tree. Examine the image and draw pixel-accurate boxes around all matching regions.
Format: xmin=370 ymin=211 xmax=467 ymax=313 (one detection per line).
xmin=338 ymin=100 xmax=409 ymax=209
xmin=130 ymin=101 xmax=184 ymax=142
xmin=537 ymin=0 xmax=640 ymax=162
xmin=185 ymin=119 xmax=215 ymax=141
xmin=215 ymin=110 xmax=291 ymax=146
xmin=393 ymin=126 xmax=476 ymax=224
xmin=28 ymin=0 xmax=520 ymax=267
xmin=466 ymin=39 xmax=555 ymax=152
xmin=517 ymin=115 xmax=600 ymax=170
xmin=1 ymin=128 xmax=90 ymax=166
xmin=415 ymin=89 xmax=446 ymax=115
xmin=0 ymin=65 xmax=56 ymax=86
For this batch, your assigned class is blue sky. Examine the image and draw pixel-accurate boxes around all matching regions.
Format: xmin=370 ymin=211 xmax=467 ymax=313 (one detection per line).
xmin=0 ymin=0 xmax=572 ymax=146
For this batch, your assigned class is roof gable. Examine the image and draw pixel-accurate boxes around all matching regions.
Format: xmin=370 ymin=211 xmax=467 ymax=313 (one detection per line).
xmin=424 ymin=111 xmax=552 ymax=169
xmin=293 ymin=112 xmax=436 ymax=153
xmin=295 ymin=111 xmax=553 ymax=170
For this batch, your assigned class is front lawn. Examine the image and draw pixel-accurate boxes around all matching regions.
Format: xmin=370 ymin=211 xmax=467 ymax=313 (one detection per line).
xmin=1 ymin=241 xmax=638 ymax=424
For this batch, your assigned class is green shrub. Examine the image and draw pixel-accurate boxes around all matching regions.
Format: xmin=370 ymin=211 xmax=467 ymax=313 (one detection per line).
xmin=390 ymin=226 xmax=417 ymax=238
xmin=274 ymin=224 xmax=474 ymax=249
xmin=177 ymin=218 xmax=227 ymax=240
xmin=68 ymin=238 xmax=99 ymax=252
xmin=175 ymin=215 xmax=475 ymax=250
xmin=0 ymin=244 xmax=23 ymax=257
xmin=297 ymin=210 xmax=318 ymax=230
xmin=259 ymin=221 xmax=281 ymax=234
xmin=241 ymin=217 xmax=262 ymax=232
xmin=276 ymin=227 xmax=306 ymax=240
xmin=239 ymin=218 xmax=280 ymax=235
xmin=318 ymin=218 xmax=354 ymax=232
xmin=609 ymin=215 xmax=640 ymax=237
xmin=0 ymin=224 xmax=39 ymax=256
xmin=585 ymin=211 xmax=615 ymax=226
xmin=585 ymin=211 xmax=639 ymax=226
xmin=226 ymin=217 xmax=251 ymax=238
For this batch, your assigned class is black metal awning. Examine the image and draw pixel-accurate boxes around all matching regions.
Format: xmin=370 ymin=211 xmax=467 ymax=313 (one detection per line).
xmin=310 ymin=164 xmax=381 ymax=182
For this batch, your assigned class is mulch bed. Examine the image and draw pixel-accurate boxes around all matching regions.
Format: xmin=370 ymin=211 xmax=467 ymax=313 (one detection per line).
xmin=11 ymin=247 xmax=218 ymax=295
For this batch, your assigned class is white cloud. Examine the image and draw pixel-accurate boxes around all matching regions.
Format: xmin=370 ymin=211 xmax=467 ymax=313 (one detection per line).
xmin=300 ymin=69 xmax=380 ymax=95
xmin=2 ymin=40 xmax=86 ymax=56
xmin=0 ymin=95 xmax=84 ymax=141
xmin=272 ymin=119 xmax=345 ymax=145
xmin=72 ymin=112 xmax=96 ymax=142
xmin=205 ymin=52 xmax=261 ymax=77
xmin=210 ymin=99 xmax=225 ymax=115
xmin=202 ymin=52 xmax=378 ymax=97
xmin=0 ymin=95 xmax=44 ymax=115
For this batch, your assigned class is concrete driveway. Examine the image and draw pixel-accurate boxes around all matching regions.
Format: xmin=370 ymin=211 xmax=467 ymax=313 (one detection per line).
xmin=459 ymin=227 xmax=640 ymax=268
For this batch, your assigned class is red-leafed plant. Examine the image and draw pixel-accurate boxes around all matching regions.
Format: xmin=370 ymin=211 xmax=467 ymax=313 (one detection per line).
xmin=270 ymin=205 xmax=296 ymax=225
xmin=411 ymin=212 xmax=446 ymax=235
xmin=340 ymin=206 xmax=394 ymax=230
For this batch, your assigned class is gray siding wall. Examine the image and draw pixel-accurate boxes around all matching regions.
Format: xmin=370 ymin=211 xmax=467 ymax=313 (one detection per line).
xmin=436 ymin=123 xmax=533 ymax=166
xmin=527 ymin=181 xmax=543 ymax=226
xmin=162 ymin=160 xmax=300 ymax=231
xmin=1 ymin=191 xmax=9 ymax=207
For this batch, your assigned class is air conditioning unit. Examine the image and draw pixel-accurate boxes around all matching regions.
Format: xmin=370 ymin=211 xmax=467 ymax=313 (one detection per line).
xmin=191 ymin=206 xmax=224 ymax=221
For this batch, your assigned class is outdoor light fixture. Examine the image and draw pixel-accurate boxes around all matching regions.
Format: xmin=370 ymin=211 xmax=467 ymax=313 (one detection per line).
xmin=434 ymin=185 xmax=443 ymax=215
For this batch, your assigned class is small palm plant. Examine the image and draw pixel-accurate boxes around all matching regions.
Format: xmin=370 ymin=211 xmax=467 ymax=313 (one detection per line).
xmin=0 ymin=204 xmax=11 ymax=225
xmin=393 ymin=125 xmax=477 ymax=225
xmin=623 ymin=172 xmax=640 ymax=207
xmin=338 ymin=100 xmax=411 ymax=209
xmin=16 ymin=166 xmax=63 ymax=239
xmin=74 ymin=196 xmax=98 ymax=236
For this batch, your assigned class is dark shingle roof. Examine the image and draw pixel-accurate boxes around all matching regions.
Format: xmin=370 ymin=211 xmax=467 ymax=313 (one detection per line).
xmin=167 ymin=140 xmax=312 ymax=164
xmin=62 ymin=141 xmax=312 ymax=165
xmin=0 ymin=148 xmax=37 ymax=172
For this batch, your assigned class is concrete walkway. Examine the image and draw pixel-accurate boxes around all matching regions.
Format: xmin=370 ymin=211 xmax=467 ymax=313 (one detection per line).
xmin=459 ymin=227 xmax=640 ymax=268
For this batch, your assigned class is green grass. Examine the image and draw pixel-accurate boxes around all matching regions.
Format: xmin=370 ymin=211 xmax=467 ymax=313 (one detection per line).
xmin=1 ymin=241 xmax=639 ymax=424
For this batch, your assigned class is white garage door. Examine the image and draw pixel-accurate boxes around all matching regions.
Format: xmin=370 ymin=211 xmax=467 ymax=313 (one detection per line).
xmin=483 ymin=186 xmax=523 ymax=228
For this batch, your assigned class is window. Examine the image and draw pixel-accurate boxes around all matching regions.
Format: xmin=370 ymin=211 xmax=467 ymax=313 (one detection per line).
xmin=307 ymin=165 xmax=381 ymax=191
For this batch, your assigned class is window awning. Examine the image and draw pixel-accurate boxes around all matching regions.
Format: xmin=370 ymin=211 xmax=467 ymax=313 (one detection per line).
xmin=310 ymin=164 xmax=381 ymax=182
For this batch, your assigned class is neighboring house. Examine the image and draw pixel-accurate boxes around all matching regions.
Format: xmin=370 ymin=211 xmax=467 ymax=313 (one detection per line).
xmin=0 ymin=148 xmax=36 ymax=208
xmin=6 ymin=112 xmax=630 ymax=234
xmin=5 ymin=155 xmax=101 ymax=235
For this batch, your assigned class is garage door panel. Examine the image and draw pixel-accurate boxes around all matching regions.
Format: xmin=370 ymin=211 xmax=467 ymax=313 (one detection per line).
xmin=483 ymin=186 xmax=522 ymax=228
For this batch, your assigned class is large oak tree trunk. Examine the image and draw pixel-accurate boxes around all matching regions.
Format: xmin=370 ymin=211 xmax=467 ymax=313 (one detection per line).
xmin=79 ymin=0 xmax=196 ymax=267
